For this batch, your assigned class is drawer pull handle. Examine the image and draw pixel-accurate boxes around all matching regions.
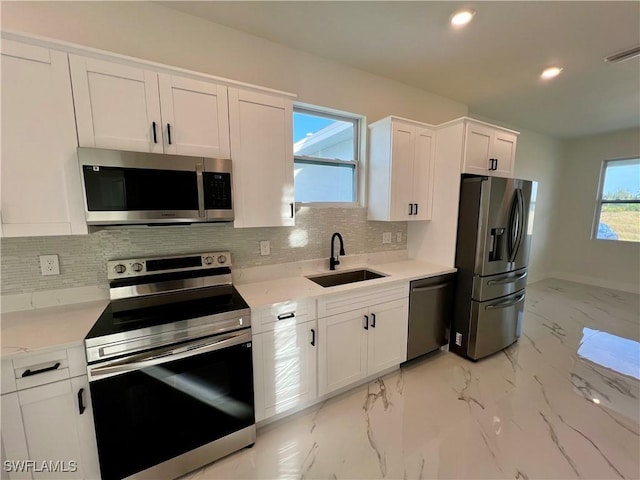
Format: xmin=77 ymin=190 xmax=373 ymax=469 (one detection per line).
xmin=277 ymin=312 xmax=295 ymax=320
xmin=78 ymin=388 xmax=86 ymax=415
xmin=364 ymin=314 xmax=369 ymax=330
xmin=371 ymin=313 xmax=376 ymax=328
xmin=311 ymin=328 xmax=316 ymax=346
xmin=22 ymin=362 xmax=61 ymax=378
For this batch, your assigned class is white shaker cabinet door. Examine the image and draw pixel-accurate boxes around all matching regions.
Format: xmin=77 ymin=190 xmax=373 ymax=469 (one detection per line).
xmin=389 ymin=121 xmax=415 ymax=221
xmin=463 ymin=122 xmax=494 ymax=175
xmin=492 ymin=131 xmax=517 ymax=177
xmin=69 ymin=55 xmax=163 ymax=153
xmin=1 ymin=392 xmax=30 ymax=479
xmin=411 ymin=126 xmax=436 ymax=221
xmin=158 ymin=75 xmax=230 ymax=158
xmin=253 ymin=319 xmax=317 ymax=421
xmin=17 ymin=377 xmax=99 ymax=480
xmin=1 ymin=40 xmax=86 ymax=237
xmin=229 ymin=88 xmax=295 ymax=228
xmin=318 ymin=308 xmax=368 ymax=396
xmin=366 ymin=298 xmax=409 ymax=376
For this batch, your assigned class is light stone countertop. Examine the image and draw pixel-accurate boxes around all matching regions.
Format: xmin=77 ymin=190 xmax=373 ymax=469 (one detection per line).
xmin=1 ymin=300 xmax=109 ymax=360
xmin=0 ymin=256 xmax=454 ymax=360
xmin=235 ymin=258 xmax=456 ymax=309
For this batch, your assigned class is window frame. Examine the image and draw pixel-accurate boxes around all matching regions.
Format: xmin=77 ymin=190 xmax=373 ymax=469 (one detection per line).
xmin=292 ymin=104 xmax=364 ymax=206
xmin=592 ymin=156 xmax=640 ymax=243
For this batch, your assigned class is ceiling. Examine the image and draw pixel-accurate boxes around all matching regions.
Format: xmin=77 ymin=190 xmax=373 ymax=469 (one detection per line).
xmin=160 ymin=1 xmax=640 ymax=139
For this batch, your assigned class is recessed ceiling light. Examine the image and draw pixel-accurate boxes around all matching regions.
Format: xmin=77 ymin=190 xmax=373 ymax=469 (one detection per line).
xmin=451 ymin=9 xmax=476 ymax=27
xmin=541 ymin=66 xmax=563 ymax=80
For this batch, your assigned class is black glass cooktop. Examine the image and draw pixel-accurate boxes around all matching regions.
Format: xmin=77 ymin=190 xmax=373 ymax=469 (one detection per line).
xmin=86 ymin=285 xmax=249 ymax=340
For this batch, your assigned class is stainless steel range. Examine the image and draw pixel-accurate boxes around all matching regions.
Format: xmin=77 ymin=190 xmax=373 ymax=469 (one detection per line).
xmin=85 ymin=252 xmax=254 ymax=480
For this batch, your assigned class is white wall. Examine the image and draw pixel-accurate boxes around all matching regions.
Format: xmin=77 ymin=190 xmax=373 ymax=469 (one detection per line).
xmin=550 ymin=128 xmax=640 ymax=293
xmin=0 ymin=1 xmax=467 ymax=125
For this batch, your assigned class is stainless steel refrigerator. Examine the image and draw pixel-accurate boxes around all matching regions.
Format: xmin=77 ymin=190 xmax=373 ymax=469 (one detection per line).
xmin=450 ymin=174 xmax=534 ymax=360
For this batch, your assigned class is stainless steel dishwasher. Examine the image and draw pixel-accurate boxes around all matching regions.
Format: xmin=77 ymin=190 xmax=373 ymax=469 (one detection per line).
xmin=406 ymin=273 xmax=456 ymax=361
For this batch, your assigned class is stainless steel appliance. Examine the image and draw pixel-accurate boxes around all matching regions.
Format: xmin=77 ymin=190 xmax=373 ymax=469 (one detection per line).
xmin=451 ymin=174 xmax=534 ymax=360
xmin=85 ymin=252 xmax=254 ymax=480
xmin=407 ymin=273 xmax=455 ymax=361
xmin=78 ymin=147 xmax=234 ymax=226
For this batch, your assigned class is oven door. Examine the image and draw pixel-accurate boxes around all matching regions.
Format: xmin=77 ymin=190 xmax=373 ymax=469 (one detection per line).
xmin=87 ymin=330 xmax=254 ymax=480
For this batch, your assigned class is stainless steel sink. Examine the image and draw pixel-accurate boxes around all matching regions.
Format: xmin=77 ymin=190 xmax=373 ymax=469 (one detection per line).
xmin=306 ymin=269 xmax=387 ymax=288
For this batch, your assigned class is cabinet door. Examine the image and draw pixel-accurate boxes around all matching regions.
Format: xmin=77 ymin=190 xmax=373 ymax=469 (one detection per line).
xmin=17 ymin=378 xmax=99 ymax=479
xmin=229 ymin=88 xmax=294 ymax=228
xmin=389 ymin=121 xmax=415 ymax=221
xmin=1 ymin=393 xmax=30 ymax=479
xmin=253 ymin=319 xmax=317 ymax=421
xmin=492 ymin=132 xmax=517 ymax=177
xmin=318 ymin=309 xmax=368 ymax=396
xmin=367 ymin=298 xmax=409 ymax=375
xmin=463 ymin=122 xmax=493 ymax=175
xmin=69 ymin=55 xmax=162 ymax=153
xmin=412 ymin=126 xmax=435 ymax=220
xmin=158 ymin=75 xmax=230 ymax=158
xmin=1 ymin=41 xmax=86 ymax=237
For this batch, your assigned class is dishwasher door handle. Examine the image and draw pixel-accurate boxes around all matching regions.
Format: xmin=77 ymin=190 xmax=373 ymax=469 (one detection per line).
xmin=411 ymin=281 xmax=453 ymax=294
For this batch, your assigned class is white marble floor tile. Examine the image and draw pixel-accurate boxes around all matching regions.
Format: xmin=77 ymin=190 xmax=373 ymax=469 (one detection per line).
xmin=179 ymin=279 xmax=640 ymax=480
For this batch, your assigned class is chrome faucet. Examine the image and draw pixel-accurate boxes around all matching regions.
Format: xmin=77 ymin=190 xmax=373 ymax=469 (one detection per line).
xmin=330 ymin=232 xmax=345 ymax=270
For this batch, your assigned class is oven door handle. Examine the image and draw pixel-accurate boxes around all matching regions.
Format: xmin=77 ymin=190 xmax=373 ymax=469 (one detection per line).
xmin=88 ymin=329 xmax=251 ymax=381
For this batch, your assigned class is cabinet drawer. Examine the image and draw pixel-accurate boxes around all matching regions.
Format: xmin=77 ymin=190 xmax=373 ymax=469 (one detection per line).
xmin=317 ymin=282 xmax=408 ymax=318
xmin=12 ymin=350 xmax=71 ymax=391
xmin=252 ymin=299 xmax=315 ymax=333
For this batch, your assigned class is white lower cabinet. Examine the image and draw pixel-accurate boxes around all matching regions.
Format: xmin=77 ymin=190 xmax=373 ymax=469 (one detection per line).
xmin=252 ymin=319 xmax=318 ymax=422
xmin=0 ymin=349 xmax=99 ymax=480
xmin=318 ymin=298 xmax=408 ymax=396
xmin=251 ymin=300 xmax=317 ymax=422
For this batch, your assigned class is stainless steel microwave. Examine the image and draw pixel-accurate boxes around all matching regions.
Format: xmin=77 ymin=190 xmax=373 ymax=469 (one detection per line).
xmin=77 ymin=147 xmax=233 ymax=225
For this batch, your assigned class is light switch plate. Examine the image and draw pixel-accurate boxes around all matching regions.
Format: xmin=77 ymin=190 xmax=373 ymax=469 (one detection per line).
xmin=260 ymin=241 xmax=271 ymax=256
xmin=382 ymin=232 xmax=392 ymax=244
xmin=39 ymin=254 xmax=60 ymax=276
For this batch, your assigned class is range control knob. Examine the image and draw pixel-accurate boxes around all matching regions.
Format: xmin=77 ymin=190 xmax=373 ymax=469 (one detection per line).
xmin=131 ymin=262 xmax=144 ymax=272
xmin=114 ymin=264 xmax=126 ymax=274
xmin=203 ymin=256 xmax=214 ymax=265
xmin=217 ymin=255 xmax=227 ymax=265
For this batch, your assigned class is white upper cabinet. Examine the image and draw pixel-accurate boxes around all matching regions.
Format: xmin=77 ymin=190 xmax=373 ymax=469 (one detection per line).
xmin=228 ymin=88 xmax=295 ymax=228
xmin=69 ymin=55 xmax=163 ymax=153
xmin=368 ymin=116 xmax=435 ymax=221
xmin=158 ymin=75 xmax=230 ymax=158
xmin=69 ymin=55 xmax=230 ymax=158
xmin=1 ymin=40 xmax=87 ymax=237
xmin=462 ymin=119 xmax=518 ymax=177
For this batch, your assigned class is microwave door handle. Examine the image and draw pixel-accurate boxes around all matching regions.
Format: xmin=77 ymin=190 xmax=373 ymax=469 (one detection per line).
xmin=196 ymin=162 xmax=205 ymax=218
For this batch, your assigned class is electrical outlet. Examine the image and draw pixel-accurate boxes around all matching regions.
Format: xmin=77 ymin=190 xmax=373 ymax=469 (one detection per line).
xmin=382 ymin=232 xmax=392 ymax=244
xmin=396 ymin=232 xmax=402 ymax=242
xmin=260 ymin=240 xmax=271 ymax=256
xmin=39 ymin=254 xmax=60 ymax=276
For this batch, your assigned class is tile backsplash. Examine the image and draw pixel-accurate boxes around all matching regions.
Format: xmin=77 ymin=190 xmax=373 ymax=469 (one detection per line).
xmin=1 ymin=207 xmax=406 ymax=295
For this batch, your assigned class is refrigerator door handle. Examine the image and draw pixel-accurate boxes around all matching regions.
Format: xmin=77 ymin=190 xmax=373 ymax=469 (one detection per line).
xmin=484 ymin=294 xmax=525 ymax=310
xmin=486 ymin=271 xmax=528 ymax=285
xmin=507 ymin=188 xmax=525 ymax=262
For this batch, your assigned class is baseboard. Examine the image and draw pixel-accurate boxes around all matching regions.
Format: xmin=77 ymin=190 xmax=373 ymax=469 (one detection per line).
xmin=545 ymin=272 xmax=639 ymax=294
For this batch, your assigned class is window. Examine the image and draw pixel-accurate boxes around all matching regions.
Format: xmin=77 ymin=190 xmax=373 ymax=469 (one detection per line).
xmin=293 ymin=106 xmax=360 ymax=203
xmin=594 ymin=158 xmax=640 ymax=242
